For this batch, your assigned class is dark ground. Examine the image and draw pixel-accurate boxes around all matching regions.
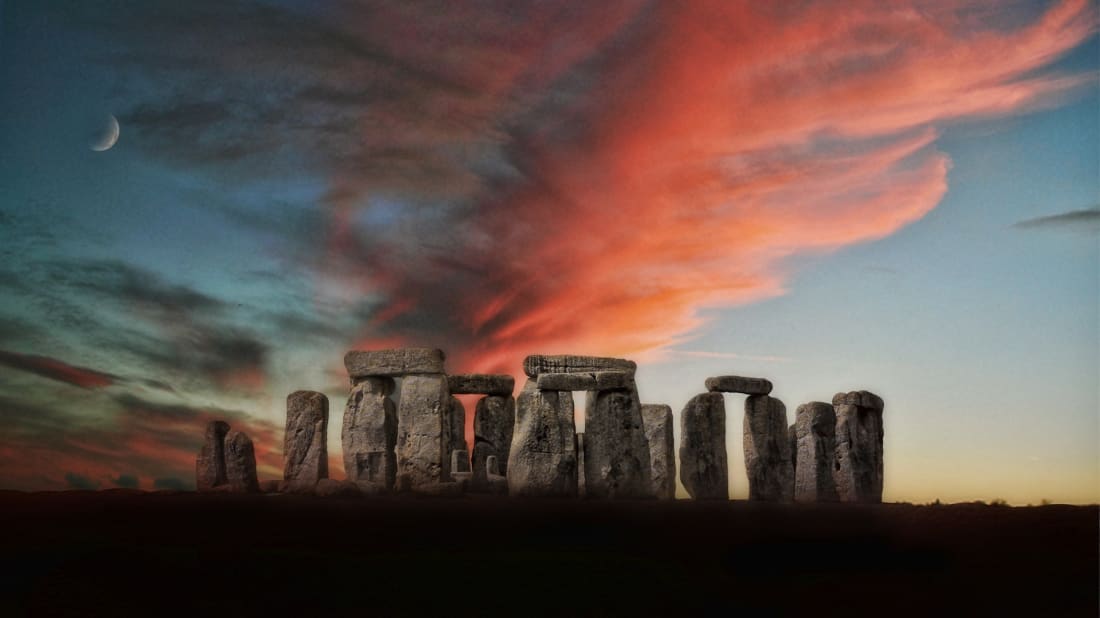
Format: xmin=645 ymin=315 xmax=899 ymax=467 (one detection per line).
xmin=0 ymin=491 xmax=1095 ymax=617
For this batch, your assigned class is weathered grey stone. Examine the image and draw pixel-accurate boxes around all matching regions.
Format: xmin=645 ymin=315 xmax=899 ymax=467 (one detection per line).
xmin=705 ymin=376 xmax=773 ymax=395
xmin=445 ymin=396 xmax=467 ymax=481
xmin=451 ymin=449 xmax=471 ymax=474
xmin=678 ymin=393 xmax=728 ymax=500
xmin=396 ymin=374 xmax=450 ymax=490
xmin=523 ymin=354 xmax=636 ymax=377
xmin=345 ymin=348 xmax=446 ymax=378
xmin=642 ymin=404 xmax=675 ymax=500
xmin=833 ymin=392 xmax=885 ymax=503
xmin=507 ymin=379 xmax=577 ymax=497
xmin=536 ymin=371 xmax=632 ymax=392
xmin=789 ymin=423 xmax=798 ymax=476
xmin=576 ymin=433 xmax=586 ymax=498
xmin=743 ymin=395 xmax=794 ymax=502
xmin=485 ymin=455 xmax=508 ymax=495
xmin=447 ymin=374 xmax=514 ymax=396
xmin=224 ymin=430 xmax=260 ymax=493
xmin=196 ymin=420 xmax=230 ymax=492
xmin=314 ymin=479 xmax=362 ymax=498
xmin=341 ymin=377 xmax=396 ymax=489
xmin=583 ymin=387 xmax=652 ymax=499
xmin=794 ymin=402 xmax=838 ymax=503
xmin=471 ymin=395 xmax=515 ymax=492
xmin=284 ymin=391 xmax=329 ymax=484
xmin=832 ymin=390 xmax=884 ymax=411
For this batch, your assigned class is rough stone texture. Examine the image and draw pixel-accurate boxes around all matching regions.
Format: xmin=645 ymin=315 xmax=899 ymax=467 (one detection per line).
xmin=576 ymin=433 xmax=586 ymax=497
xmin=832 ymin=390 xmax=884 ymax=411
xmin=344 ymin=348 xmax=446 ymax=379
xmin=445 ymin=396 xmax=467 ymax=482
xmin=789 ymin=424 xmax=798 ymax=475
xmin=833 ymin=391 xmax=885 ymax=503
xmin=794 ymin=402 xmax=838 ymax=503
xmin=471 ymin=395 xmax=515 ymax=492
xmin=224 ymin=430 xmax=260 ymax=493
xmin=705 ymin=376 xmax=773 ymax=395
xmin=678 ymin=393 xmax=728 ymax=500
xmin=314 ymin=479 xmax=362 ymax=498
xmin=284 ymin=391 xmax=329 ymax=484
xmin=195 ymin=420 xmax=230 ymax=492
xmin=641 ymin=404 xmax=675 ymax=500
xmin=341 ymin=377 xmax=397 ymax=489
xmin=536 ymin=371 xmax=632 ymax=392
xmin=523 ymin=355 xmax=635 ymax=378
xmin=396 ymin=374 xmax=450 ymax=490
xmin=451 ymin=449 xmax=471 ymax=476
xmin=507 ymin=379 xmax=577 ymax=497
xmin=743 ymin=395 xmax=794 ymax=502
xmin=485 ymin=455 xmax=508 ymax=495
xmin=583 ymin=387 xmax=652 ymax=499
xmin=447 ymin=374 xmax=514 ymax=396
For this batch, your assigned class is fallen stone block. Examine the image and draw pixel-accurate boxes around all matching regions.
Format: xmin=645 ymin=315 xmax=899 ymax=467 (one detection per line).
xmin=523 ymin=354 xmax=636 ymax=377
xmin=342 ymin=377 xmax=397 ymax=489
xmin=705 ymin=375 xmax=773 ymax=395
xmin=583 ymin=387 xmax=652 ymax=499
xmin=344 ymin=348 xmax=446 ymax=378
xmin=507 ymin=379 xmax=577 ymax=497
xmin=743 ymin=395 xmax=794 ymax=502
xmin=284 ymin=391 xmax=329 ymax=484
xmin=794 ymin=402 xmax=838 ymax=503
xmin=642 ymin=404 xmax=676 ymax=500
xmin=472 ymin=395 xmax=515 ymax=492
xmin=224 ymin=429 xmax=260 ymax=493
xmin=447 ymin=374 xmax=515 ymax=396
xmin=679 ymin=393 xmax=728 ymax=500
xmin=196 ymin=420 xmax=230 ymax=492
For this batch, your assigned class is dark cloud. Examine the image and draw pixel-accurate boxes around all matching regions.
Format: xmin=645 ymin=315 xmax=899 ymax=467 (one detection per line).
xmin=1013 ymin=207 xmax=1100 ymax=233
xmin=0 ymin=349 xmax=119 ymax=389
xmin=64 ymin=472 xmax=100 ymax=491
xmin=47 ymin=259 xmax=226 ymax=316
xmin=112 ymin=474 xmax=140 ymax=489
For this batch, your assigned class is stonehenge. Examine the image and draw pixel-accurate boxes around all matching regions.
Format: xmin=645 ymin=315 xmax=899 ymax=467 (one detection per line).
xmin=194 ymin=346 xmax=886 ymax=504
xmin=833 ymin=391 xmax=885 ymax=503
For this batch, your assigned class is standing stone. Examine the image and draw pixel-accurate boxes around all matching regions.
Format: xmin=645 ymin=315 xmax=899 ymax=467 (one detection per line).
xmin=794 ymin=402 xmax=838 ymax=503
xmin=450 ymin=449 xmax=472 ymax=483
xmin=284 ymin=391 xmax=329 ymax=486
xmin=471 ymin=395 xmax=515 ymax=492
xmin=344 ymin=348 xmax=446 ymax=379
xmin=833 ymin=391 xmax=885 ymax=503
xmin=789 ymin=423 xmax=798 ymax=476
xmin=576 ymin=433 xmax=586 ymax=498
xmin=642 ymin=404 xmax=675 ymax=500
xmin=678 ymin=393 xmax=728 ymax=500
xmin=224 ymin=430 xmax=260 ymax=493
xmin=583 ymin=386 xmax=652 ymax=499
xmin=196 ymin=420 xmax=230 ymax=492
xmin=507 ymin=379 xmax=577 ymax=498
xmin=743 ymin=395 xmax=794 ymax=502
xmin=485 ymin=455 xmax=508 ymax=495
xmin=396 ymin=374 xmax=450 ymax=490
xmin=341 ymin=377 xmax=397 ymax=489
xmin=446 ymin=396 xmax=467 ymax=481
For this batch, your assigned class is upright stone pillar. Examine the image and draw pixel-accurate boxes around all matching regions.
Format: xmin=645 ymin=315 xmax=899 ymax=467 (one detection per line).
xmin=679 ymin=393 xmax=728 ymax=500
xmin=225 ymin=429 xmax=260 ymax=493
xmin=284 ymin=391 xmax=329 ymax=488
xmin=443 ymin=396 xmax=467 ymax=481
xmin=583 ymin=380 xmax=652 ymax=499
xmin=472 ymin=395 xmax=515 ymax=492
xmin=342 ymin=377 xmax=397 ymax=490
xmin=196 ymin=420 xmax=230 ymax=492
xmin=794 ymin=402 xmax=838 ymax=503
xmin=743 ymin=395 xmax=794 ymax=502
xmin=642 ymin=404 xmax=675 ymax=500
xmin=507 ymin=379 xmax=577 ymax=497
xmin=396 ymin=374 xmax=450 ymax=490
xmin=832 ymin=391 xmax=885 ymax=503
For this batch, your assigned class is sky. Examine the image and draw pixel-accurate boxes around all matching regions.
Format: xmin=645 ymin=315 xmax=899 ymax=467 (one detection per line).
xmin=0 ymin=0 xmax=1096 ymax=504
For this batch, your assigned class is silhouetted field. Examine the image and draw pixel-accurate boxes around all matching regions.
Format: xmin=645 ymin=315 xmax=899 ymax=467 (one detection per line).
xmin=0 ymin=491 xmax=1095 ymax=616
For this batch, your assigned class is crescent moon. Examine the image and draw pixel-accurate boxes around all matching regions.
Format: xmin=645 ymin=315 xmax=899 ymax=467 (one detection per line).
xmin=91 ymin=115 xmax=120 ymax=152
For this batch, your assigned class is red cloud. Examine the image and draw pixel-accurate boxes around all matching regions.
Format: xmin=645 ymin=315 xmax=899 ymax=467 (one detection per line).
xmin=0 ymin=349 xmax=118 ymax=389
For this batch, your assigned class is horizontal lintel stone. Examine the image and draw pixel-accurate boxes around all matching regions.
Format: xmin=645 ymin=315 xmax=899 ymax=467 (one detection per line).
xmin=536 ymin=371 xmax=632 ymax=392
xmin=705 ymin=376 xmax=773 ymax=395
xmin=447 ymin=374 xmax=515 ymax=396
xmin=523 ymin=354 xmax=636 ymax=378
xmin=344 ymin=348 xmax=446 ymax=378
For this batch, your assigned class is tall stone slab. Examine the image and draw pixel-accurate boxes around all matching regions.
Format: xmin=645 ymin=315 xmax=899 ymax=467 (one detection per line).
xmin=471 ymin=395 xmax=515 ymax=492
xmin=743 ymin=395 xmax=794 ymax=502
xmin=641 ymin=404 xmax=675 ymax=500
xmin=224 ymin=430 xmax=260 ymax=493
xmin=583 ymin=386 xmax=652 ymax=499
xmin=196 ymin=420 xmax=230 ymax=492
xmin=679 ymin=393 xmax=728 ymax=500
xmin=576 ymin=433 xmax=586 ymax=498
xmin=832 ymin=391 xmax=885 ymax=503
xmin=341 ymin=377 xmax=397 ymax=489
xmin=443 ymin=396 xmax=467 ymax=481
xmin=396 ymin=374 xmax=450 ymax=490
xmin=794 ymin=402 xmax=838 ymax=503
xmin=284 ymin=391 xmax=329 ymax=485
xmin=507 ymin=379 xmax=577 ymax=498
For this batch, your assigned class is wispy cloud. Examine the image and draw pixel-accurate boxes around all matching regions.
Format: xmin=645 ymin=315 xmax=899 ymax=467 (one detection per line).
xmin=1013 ymin=206 xmax=1100 ymax=232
